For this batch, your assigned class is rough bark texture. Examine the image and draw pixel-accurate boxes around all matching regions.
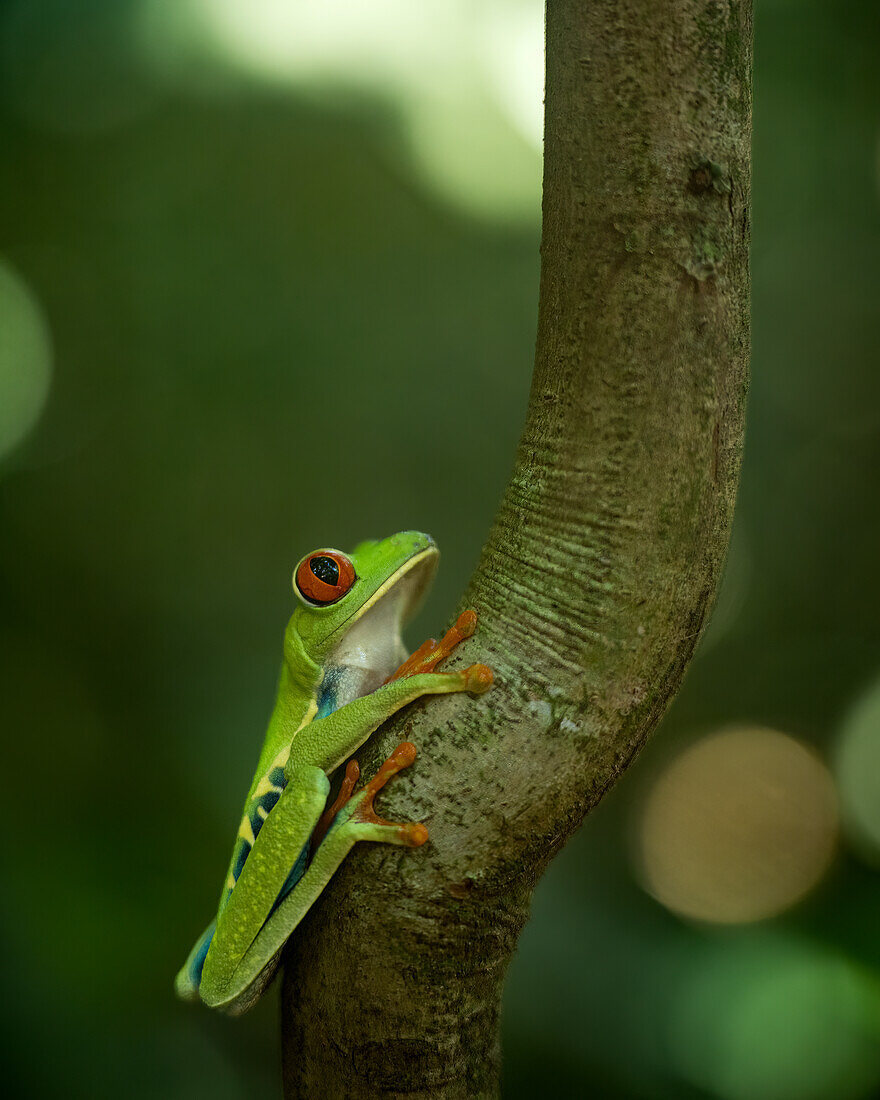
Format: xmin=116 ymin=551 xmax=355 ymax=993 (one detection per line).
xmin=281 ymin=1 xmax=751 ymax=1096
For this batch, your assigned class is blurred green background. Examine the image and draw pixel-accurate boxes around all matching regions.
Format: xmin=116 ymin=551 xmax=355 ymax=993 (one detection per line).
xmin=1 ymin=1 xmax=878 ymax=1097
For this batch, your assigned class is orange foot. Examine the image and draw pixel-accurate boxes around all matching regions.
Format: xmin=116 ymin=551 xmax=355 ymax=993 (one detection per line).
xmin=311 ymin=743 xmax=429 ymax=851
xmin=386 ymin=609 xmax=483 ymax=682
xmin=350 ymin=742 xmax=429 ymax=846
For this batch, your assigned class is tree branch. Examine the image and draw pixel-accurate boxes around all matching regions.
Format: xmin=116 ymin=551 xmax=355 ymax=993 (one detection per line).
xmin=281 ymin=1 xmax=751 ymax=1095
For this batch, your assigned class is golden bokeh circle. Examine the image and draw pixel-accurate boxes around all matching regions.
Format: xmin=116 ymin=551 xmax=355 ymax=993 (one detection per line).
xmin=637 ymin=727 xmax=839 ymax=924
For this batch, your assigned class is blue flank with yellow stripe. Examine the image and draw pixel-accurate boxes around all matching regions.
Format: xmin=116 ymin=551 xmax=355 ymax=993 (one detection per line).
xmin=199 ymin=669 xmax=343 ymax=983
xmin=218 ymin=764 xmax=289 ymax=916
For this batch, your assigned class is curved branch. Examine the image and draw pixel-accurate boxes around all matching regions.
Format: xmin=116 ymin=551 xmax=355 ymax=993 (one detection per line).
xmin=282 ymin=1 xmax=751 ymax=1096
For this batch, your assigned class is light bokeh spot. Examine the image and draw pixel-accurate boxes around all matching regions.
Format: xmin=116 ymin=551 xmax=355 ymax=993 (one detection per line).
xmin=135 ymin=0 xmax=544 ymax=222
xmin=637 ymin=727 xmax=838 ymax=923
xmin=0 ymin=260 xmax=53 ymax=462
xmin=834 ymin=672 xmax=880 ymax=863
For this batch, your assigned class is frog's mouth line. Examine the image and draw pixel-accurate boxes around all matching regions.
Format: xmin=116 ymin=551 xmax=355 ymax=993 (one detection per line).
xmin=324 ymin=547 xmax=439 ymax=687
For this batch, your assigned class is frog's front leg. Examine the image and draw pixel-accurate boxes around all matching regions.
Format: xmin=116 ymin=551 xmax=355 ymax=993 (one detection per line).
xmin=289 ymin=661 xmax=493 ymax=778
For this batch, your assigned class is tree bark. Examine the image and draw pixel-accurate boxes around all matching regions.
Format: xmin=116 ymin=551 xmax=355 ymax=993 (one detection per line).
xmin=281 ymin=1 xmax=751 ymax=1096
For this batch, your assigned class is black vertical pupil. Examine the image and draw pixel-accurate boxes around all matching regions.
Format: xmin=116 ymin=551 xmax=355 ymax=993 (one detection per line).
xmin=310 ymin=556 xmax=339 ymax=585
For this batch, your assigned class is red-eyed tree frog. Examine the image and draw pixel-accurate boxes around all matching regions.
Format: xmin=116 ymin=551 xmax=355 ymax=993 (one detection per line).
xmin=174 ymin=531 xmax=493 ymax=1014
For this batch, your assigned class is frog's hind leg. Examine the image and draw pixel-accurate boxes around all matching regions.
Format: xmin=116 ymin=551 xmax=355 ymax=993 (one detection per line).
xmin=244 ymin=742 xmax=427 ymax=979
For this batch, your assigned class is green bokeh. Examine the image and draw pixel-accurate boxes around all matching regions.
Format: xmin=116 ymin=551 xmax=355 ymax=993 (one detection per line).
xmin=1 ymin=2 xmax=878 ymax=1097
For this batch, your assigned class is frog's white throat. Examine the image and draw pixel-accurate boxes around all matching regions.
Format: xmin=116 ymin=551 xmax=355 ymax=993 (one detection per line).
xmin=322 ymin=551 xmax=436 ymax=712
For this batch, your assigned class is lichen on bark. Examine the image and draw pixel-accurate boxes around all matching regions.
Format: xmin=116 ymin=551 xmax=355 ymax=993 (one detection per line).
xmin=281 ymin=1 xmax=752 ymax=1096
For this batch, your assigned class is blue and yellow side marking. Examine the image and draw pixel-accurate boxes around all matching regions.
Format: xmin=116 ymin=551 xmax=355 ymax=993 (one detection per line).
xmin=218 ymin=746 xmax=292 ymax=914
xmin=218 ymin=685 xmax=342 ymax=915
xmin=189 ymin=682 xmax=348 ymax=991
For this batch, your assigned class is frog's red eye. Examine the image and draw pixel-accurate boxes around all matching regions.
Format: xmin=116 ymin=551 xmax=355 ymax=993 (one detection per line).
xmin=294 ymin=550 xmax=356 ymax=606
